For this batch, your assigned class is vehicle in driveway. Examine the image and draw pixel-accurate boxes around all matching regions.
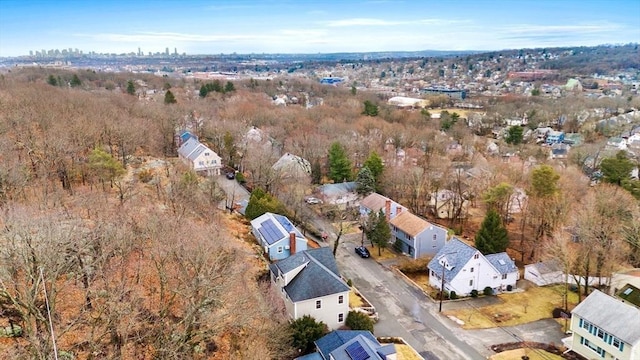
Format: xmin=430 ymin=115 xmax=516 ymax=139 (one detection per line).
xmin=355 ymin=246 xmax=371 ymax=258
xmin=305 ymin=197 xmax=323 ymax=204
xmin=226 ymin=172 xmax=235 ymax=180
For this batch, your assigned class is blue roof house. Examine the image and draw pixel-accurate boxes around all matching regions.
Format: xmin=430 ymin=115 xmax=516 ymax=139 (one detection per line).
xmin=270 ymin=248 xmax=350 ymax=330
xmin=428 ymin=238 xmax=519 ymax=296
xmin=251 ymin=212 xmax=308 ymax=261
xmin=546 ymin=130 xmax=565 ymax=145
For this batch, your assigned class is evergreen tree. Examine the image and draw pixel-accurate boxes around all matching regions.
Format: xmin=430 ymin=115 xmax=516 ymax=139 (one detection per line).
xmin=505 ymin=126 xmax=524 ymax=145
xmin=164 ymin=90 xmax=177 ymax=104
xmin=289 ymin=315 xmax=328 ymax=355
xmin=244 ymin=188 xmax=285 ymax=220
xmin=355 ymin=167 xmax=375 ymax=195
xmin=47 ymin=74 xmax=57 ymax=86
xmin=345 ymin=311 xmax=374 ymax=333
xmin=224 ymin=81 xmax=235 ymax=93
xmin=199 ymin=84 xmax=208 ymax=98
xmin=362 ymin=100 xmax=379 ymax=116
xmin=126 ymin=80 xmax=136 ymax=95
xmin=70 ymin=74 xmax=81 ymax=87
xmin=328 ymin=142 xmax=352 ymax=183
xmin=88 ymin=147 xmax=125 ymax=188
xmin=475 ymin=209 xmax=509 ymax=254
xmin=363 ymin=151 xmax=384 ymax=189
xmin=601 ymin=151 xmax=634 ymax=186
xmin=366 ymin=210 xmax=392 ymax=256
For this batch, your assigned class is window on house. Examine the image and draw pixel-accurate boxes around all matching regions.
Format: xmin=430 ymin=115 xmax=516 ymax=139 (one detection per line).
xmin=597 ymin=328 xmax=604 ymax=339
xmin=469 ymin=279 xmax=473 ymax=286
xmin=433 ymin=234 xmax=437 ymax=241
xmin=474 ymin=254 xmax=479 ymax=259
xmin=277 ymin=246 xmax=283 ymax=253
xmin=502 ymin=274 xmax=508 ymax=280
xmin=316 ymin=300 xmax=321 ymax=309
xmin=199 ymin=161 xmax=204 ymax=166
xmin=470 ymin=267 xmax=474 ymax=273
xmin=613 ymin=338 xmax=620 ymax=348
xmin=338 ymin=313 xmax=344 ymax=323
xmin=204 ymin=152 xmax=210 ymax=156
xmin=338 ymin=295 xmax=344 ymax=304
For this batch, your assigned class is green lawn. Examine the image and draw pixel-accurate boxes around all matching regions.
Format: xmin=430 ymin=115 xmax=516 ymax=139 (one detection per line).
xmin=490 ymin=348 xmax=563 ymax=360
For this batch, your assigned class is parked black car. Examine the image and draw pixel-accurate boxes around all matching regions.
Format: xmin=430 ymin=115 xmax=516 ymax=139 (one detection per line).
xmin=226 ymin=172 xmax=235 ymax=180
xmin=355 ymin=246 xmax=371 ymax=258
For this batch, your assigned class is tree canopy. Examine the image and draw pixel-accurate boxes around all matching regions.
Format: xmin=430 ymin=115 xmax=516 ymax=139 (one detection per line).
xmin=355 ymin=166 xmax=375 ymax=195
xmin=362 ymin=100 xmax=379 ymax=116
xmin=363 ymin=151 xmax=384 ymax=189
xmin=244 ymin=188 xmax=286 ymax=220
xmin=88 ymin=147 xmax=125 ymax=186
xmin=164 ymin=90 xmax=177 ymax=104
xmin=505 ymin=126 xmax=524 ymax=145
xmin=345 ymin=310 xmax=374 ymax=333
xmin=328 ymin=142 xmax=352 ymax=183
xmin=475 ymin=209 xmax=509 ymax=254
xmin=289 ymin=315 xmax=327 ymax=355
xmin=601 ymin=151 xmax=634 ymax=186
xmin=365 ymin=210 xmax=392 ymax=256
xmin=529 ymin=165 xmax=560 ymax=198
xmin=126 ymin=80 xmax=136 ymax=95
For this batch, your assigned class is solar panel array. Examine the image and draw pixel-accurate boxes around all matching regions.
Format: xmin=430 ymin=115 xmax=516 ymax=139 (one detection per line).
xmin=258 ymin=219 xmax=283 ymax=245
xmin=345 ymin=341 xmax=370 ymax=360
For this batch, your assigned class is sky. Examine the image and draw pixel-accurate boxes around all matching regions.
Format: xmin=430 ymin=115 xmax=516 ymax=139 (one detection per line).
xmin=1 ymin=0 xmax=639 ymax=57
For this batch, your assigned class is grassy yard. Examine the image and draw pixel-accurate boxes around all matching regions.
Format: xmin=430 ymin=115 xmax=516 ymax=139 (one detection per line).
xmin=395 ymin=344 xmax=423 ymax=360
xmin=367 ymin=245 xmax=399 ymax=261
xmin=349 ymin=289 xmax=367 ymax=308
xmin=444 ymin=285 xmax=579 ymax=329
xmin=490 ymin=348 xmax=563 ymax=360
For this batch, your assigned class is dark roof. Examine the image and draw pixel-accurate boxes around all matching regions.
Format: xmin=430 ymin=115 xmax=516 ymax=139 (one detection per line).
xmin=271 ymin=248 xmax=349 ymax=302
xmin=427 ymin=238 xmax=478 ymax=283
xmin=617 ymin=283 xmax=640 ymax=308
xmin=572 ymin=290 xmax=640 ymax=345
xmin=251 ymin=212 xmax=305 ymax=246
xmin=295 ymin=353 xmax=323 ymax=360
xmin=315 ymin=331 xmax=378 ymax=360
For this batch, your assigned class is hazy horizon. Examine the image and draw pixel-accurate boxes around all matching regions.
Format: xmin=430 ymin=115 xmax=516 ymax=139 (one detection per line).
xmin=1 ymin=0 xmax=639 ymax=57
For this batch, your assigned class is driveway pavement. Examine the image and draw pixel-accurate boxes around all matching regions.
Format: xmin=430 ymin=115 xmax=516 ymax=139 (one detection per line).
xmin=335 ymin=232 xmax=566 ymax=359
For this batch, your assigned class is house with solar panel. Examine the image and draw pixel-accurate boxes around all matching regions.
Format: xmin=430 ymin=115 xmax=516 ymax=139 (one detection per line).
xmin=250 ymin=212 xmax=308 ymax=261
xmin=269 ymin=248 xmax=350 ymax=330
xmin=296 ymin=330 xmax=397 ymax=360
xmin=428 ymin=238 xmax=519 ymax=296
xmin=177 ymin=137 xmax=222 ymax=175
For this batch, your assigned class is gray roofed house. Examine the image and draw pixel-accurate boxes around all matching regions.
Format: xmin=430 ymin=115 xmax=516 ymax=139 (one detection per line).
xmin=270 ymin=248 xmax=350 ymax=330
xmin=317 ymin=182 xmax=359 ymax=207
xmin=428 ymin=238 xmax=519 ymax=296
xmin=524 ymin=259 xmax=565 ymax=286
xmin=177 ymin=137 xmax=222 ymax=175
xmin=568 ymin=290 xmax=640 ymax=359
xmin=298 ymin=330 xmax=396 ymax=360
xmin=314 ymin=330 xmax=378 ymax=360
xmin=251 ymin=212 xmax=307 ymax=261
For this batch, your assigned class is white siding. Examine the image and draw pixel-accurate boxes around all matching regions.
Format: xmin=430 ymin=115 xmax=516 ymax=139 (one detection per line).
xmin=294 ymin=291 xmax=350 ymax=330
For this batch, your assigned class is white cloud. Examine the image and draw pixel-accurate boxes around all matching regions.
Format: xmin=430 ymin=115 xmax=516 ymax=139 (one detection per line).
xmin=323 ymin=17 xmax=468 ymax=27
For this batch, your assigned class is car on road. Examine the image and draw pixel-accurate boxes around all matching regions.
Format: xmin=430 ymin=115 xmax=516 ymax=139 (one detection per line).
xmin=225 ymin=172 xmax=235 ymax=180
xmin=355 ymin=246 xmax=371 ymax=258
xmin=305 ymin=197 xmax=323 ymax=204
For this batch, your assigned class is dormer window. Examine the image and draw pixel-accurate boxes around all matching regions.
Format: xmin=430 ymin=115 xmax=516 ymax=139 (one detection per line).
xmin=474 ymin=253 xmax=479 ymax=259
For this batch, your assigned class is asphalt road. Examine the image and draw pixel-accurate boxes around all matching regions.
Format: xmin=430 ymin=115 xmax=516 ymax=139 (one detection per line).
xmin=336 ymin=233 xmax=486 ymax=360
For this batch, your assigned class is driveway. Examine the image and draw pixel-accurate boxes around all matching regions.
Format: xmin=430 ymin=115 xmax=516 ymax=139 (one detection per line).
xmin=215 ymin=175 xmax=250 ymax=211
xmin=334 ymin=233 xmax=566 ymax=359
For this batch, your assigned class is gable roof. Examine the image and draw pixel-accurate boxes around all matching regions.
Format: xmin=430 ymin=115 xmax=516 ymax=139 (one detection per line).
xmin=270 ymin=248 xmax=349 ymax=302
xmin=315 ymin=330 xmax=377 ymax=360
xmin=318 ymin=182 xmax=357 ymax=197
xmin=330 ymin=335 xmax=394 ymax=360
xmin=428 ymin=238 xmax=478 ymax=283
xmin=572 ymin=290 xmax=640 ymax=345
xmin=251 ymin=212 xmax=304 ymax=246
xmin=360 ymin=193 xmax=395 ymax=213
xmin=485 ymin=253 xmax=518 ymax=275
xmin=388 ymin=211 xmax=432 ymax=237
xmin=272 ymin=153 xmax=311 ymax=175
xmin=526 ymin=259 xmax=562 ymax=274
xmin=177 ymin=137 xmax=201 ymax=158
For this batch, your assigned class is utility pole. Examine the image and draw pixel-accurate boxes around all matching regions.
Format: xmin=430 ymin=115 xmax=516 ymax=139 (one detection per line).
xmin=439 ymin=264 xmax=446 ymax=312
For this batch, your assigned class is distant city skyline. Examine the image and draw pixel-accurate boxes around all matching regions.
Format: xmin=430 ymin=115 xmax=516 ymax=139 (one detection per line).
xmin=1 ymin=0 xmax=639 ymax=57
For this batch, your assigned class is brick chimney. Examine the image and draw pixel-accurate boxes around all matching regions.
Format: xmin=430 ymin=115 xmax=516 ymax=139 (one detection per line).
xmin=385 ymin=199 xmax=391 ymax=221
xmin=289 ymin=232 xmax=296 ymax=255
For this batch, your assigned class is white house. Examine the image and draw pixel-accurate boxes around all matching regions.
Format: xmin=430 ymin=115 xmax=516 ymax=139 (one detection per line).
xmin=524 ymin=259 xmax=565 ymax=286
xmin=428 ymin=238 xmax=519 ymax=296
xmin=568 ymin=290 xmax=640 ymax=360
xmin=305 ymin=330 xmax=397 ymax=360
xmin=429 ymin=189 xmax=469 ymax=219
xmin=269 ymin=248 xmax=350 ymax=331
xmin=177 ymin=137 xmax=222 ymax=175
xmin=272 ymin=152 xmax=311 ymax=180
xmin=250 ymin=212 xmax=308 ymax=261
